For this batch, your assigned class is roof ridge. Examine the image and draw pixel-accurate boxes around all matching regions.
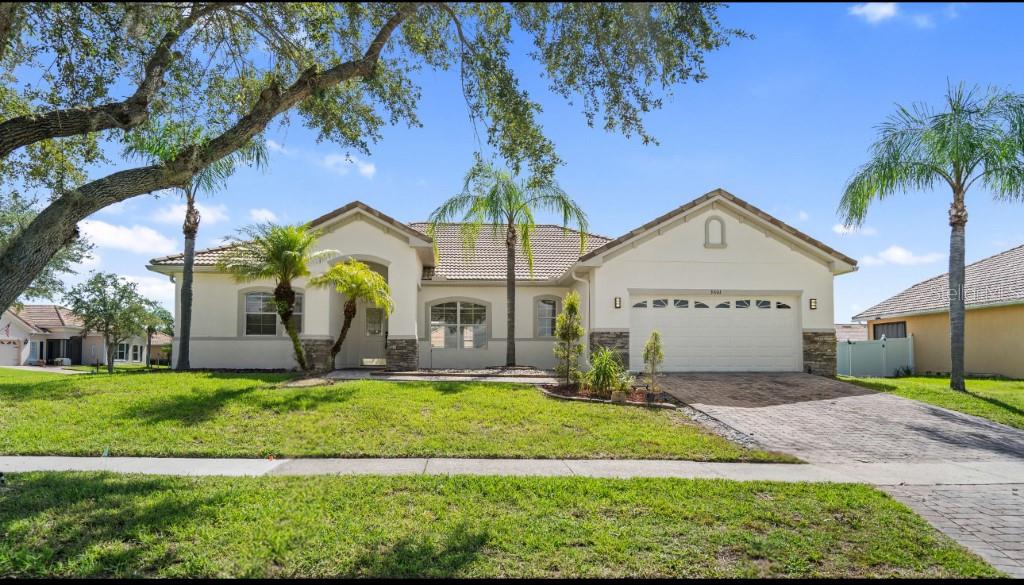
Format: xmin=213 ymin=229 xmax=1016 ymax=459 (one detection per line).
xmin=410 ymin=221 xmax=613 ymax=241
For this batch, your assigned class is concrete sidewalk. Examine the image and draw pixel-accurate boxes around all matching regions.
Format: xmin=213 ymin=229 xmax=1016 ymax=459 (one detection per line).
xmin=3 ymin=455 xmax=1023 ymax=485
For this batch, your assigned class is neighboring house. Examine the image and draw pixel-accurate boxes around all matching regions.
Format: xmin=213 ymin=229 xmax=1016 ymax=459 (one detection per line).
xmin=146 ymin=189 xmax=858 ymax=374
xmin=835 ymin=323 xmax=867 ymax=342
xmin=0 ymin=305 xmax=151 ymax=367
xmin=147 ymin=332 xmax=173 ymax=365
xmin=854 ymin=244 xmax=1024 ymax=378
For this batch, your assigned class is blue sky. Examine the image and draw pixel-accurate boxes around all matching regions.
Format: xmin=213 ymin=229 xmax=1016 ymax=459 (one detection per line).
xmin=71 ymin=2 xmax=1024 ymax=320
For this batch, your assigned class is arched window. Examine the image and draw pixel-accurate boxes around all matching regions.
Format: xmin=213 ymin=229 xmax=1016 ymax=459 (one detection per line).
xmin=429 ymin=300 xmax=487 ymax=349
xmin=704 ymin=216 xmax=726 ymax=248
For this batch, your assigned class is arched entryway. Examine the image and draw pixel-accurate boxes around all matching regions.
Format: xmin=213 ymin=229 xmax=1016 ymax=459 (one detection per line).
xmin=330 ymin=259 xmax=390 ymax=368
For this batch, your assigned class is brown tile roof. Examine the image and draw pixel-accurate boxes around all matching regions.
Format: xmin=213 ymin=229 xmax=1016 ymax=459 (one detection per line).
xmin=408 ymin=223 xmax=610 ymax=281
xmin=853 ymin=244 xmax=1024 ymax=320
xmin=14 ymin=305 xmax=84 ymax=329
xmin=579 ymin=188 xmax=858 ymax=267
xmin=149 ymin=243 xmax=241 ymax=267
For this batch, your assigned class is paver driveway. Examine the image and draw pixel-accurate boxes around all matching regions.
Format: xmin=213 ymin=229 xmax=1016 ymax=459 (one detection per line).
xmin=661 ymin=372 xmax=1024 ymax=576
xmin=660 ymin=373 xmax=1024 ymax=464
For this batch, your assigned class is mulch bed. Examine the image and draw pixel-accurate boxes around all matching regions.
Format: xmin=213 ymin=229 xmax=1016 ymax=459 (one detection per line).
xmin=541 ymin=383 xmax=667 ymax=405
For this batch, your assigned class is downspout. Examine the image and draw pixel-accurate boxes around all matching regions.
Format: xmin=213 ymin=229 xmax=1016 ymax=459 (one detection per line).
xmin=569 ymin=268 xmax=591 ymax=358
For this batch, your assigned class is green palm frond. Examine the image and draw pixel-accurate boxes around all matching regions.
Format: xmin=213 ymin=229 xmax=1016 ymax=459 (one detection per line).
xmin=310 ymin=258 xmax=394 ymax=313
xmin=839 ymin=82 xmax=1024 ymax=226
xmin=217 ymin=223 xmax=334 ymax=285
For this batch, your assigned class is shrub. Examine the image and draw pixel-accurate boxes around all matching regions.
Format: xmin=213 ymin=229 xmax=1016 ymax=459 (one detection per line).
xmin=553 ymin=291 xmax=585 ymax=386
xmin=583 ymin=346 xmax=632 ymax=398
xmin=642 ymin=330 xmax=664 ymax=392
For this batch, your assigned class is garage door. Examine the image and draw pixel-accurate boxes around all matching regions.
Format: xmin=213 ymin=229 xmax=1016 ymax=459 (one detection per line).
xmin=0 ymin=340 xmax=20 ymax=366
xmin=629 ymin=294 xmax=801 ymax=372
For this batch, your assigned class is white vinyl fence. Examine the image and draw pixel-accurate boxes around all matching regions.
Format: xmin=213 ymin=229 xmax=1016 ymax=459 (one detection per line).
xmin=837 ymin=335 xmax=914 ymax=378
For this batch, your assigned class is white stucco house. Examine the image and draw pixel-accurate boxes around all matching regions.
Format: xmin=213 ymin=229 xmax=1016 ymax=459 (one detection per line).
xmin=146 ymin=189 xmax=857 ymax=374
xmin=0 ymin=305 xmax=155 ymax=367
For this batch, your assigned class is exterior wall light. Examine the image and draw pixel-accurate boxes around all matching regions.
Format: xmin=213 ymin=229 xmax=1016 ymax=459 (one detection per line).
xmin=809 ymin=298 xmax=818 ymax=310
xmin=614 ymin=296 xmax=622 ymax=309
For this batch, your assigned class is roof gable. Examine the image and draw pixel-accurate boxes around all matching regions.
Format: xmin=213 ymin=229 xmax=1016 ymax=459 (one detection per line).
xmin=579 ymin=189 xmax=858 ymax=271
xmin=854 ymin=244 xmax=1024 ymax=320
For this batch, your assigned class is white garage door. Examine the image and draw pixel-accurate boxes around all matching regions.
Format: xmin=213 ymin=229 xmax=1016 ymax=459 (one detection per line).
xmin=0 ymin=341 xmax=20 ymax=366
xmin=629 ymin=294 xmax=801 ymax=372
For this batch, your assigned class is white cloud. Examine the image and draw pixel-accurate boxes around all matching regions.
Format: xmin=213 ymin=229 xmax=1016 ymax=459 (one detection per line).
xmin=79 ymin=220 xmax=178 ymax=255
xmin=797 ymin=210 xmax=810 ymax=222
xmin=249 ymin=208 xmax=278 ymax=223
xmin=911 ymin=13 xmax=935 ymax=28
xmin=77 ymin=252 xmax=102 ymax=270
xmin=833 ymin=223 xmax=878 ymax=236
xmin=150 ymin=203 xmax=229 ymax=225
xmin=123 ymin=275 xmax=175 ymax=309
xmin=320 ymin=153 xmax=377 ymax=178
xmin=849 ymin=2 xmax=899 ymax=24
xmin=861 ymin=245 xmax=943 ymax=266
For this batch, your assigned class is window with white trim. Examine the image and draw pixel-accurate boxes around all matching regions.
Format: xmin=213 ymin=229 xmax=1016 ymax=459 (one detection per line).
xmin=290 ymin=293 xmax=304 ymax=334
xmin=430 ymin=301 xmax=487 ymax=349
xmin=366 ymin=307 xmax=384 ymax=336
xmin=116 ymin=343 xmax=128 ymax=360
xmin=131 ymin=345 xmax=141 ymax=362
xmin=536 ymin=298 xmax=557 ymax=337
xmin=245 ymin=292 xmax=278 ymax=336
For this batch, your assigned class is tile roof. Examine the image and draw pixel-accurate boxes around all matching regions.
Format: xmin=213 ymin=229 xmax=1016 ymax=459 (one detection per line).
xmin=13 ymin=305 xmax=84 ymax=330
xmin=834 ymin=323 xmax=868 ymax=342
xmin=408 ymin=223 xmax=610 ymax=281
xmin=853 ymin=244 xmax=1024 ymax=320
xmin=149 ymin=243 xmax=240 ymax=267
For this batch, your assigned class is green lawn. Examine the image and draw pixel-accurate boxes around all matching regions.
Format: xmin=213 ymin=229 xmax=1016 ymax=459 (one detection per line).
xmin=843 ymin=375 xmax=1024 ymax=429
xmin=0 ymin=472 xmax=997 ymax=578
xmin=63 ymin=364 xmax=168 ymax=373
xmin=0 ymin=369 xmax=790 ymax=461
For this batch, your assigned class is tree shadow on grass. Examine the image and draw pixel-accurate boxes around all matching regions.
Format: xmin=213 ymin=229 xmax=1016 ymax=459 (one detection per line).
xmin=349 ymin=521 xmax=490 ymax=577
xmin=120 ymin=386 xmax=358 ymax=426
xmin=963 ymin=389 xmax=1024 ymax=423
xmin=0 ymin=377 xmax=80 ymax=402
xmin=0 ymin=472 xmax=227 ymax=577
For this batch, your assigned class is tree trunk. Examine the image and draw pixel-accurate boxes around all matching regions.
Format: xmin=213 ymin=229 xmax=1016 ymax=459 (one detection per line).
xmin=146 ymin=330 xmax=153 ymax=369
xmin=505 ymin=223 xmax=517 ymax=367
xmin=329 ymin=299 xmax=358 ymax=369
xmin=948 ymin=196 xmax=968 ymax=392
xmin=275 ymin=281 xmax=308 ymax=371
xmin=105 ymin=339 xmax=115 ymax=374
xmin=176 ymin=193 xmax=199 ymax=371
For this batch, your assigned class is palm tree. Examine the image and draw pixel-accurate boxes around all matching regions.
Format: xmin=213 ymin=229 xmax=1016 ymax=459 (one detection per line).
xmin=141 ymin=302 xmax=174 ymax=369
xmin=126 ymin=126 xmax=266 ymax=370
xmin=427 ymin=162 xmax=588 ymax=366
xmin=217 ymin=223 xmax=336 ymax=371
xmin=309 ymin=258 xmax=394 ymax=370
xmin=839 ymin=84 xmax=1024 ymax=391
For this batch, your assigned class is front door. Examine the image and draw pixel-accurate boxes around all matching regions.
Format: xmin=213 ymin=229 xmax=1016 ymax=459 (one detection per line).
xmin=362 ymin=306 xmax=387 ymax=366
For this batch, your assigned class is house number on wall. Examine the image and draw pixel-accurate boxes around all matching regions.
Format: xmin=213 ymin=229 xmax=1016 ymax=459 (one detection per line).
xmin=709 ymin=289 xmax=722 ymax=295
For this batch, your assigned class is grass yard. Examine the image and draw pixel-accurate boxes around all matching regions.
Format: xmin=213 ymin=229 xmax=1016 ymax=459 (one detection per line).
xmin=0 ymin=369 xmax=791 ymax=461
xmin=63 ymin=364 xmax=168 ymax=373
xmin=0 ymin=472 xmax=997 ymax=578
xmin=843 ymin=375 xmax=1024 ymax=429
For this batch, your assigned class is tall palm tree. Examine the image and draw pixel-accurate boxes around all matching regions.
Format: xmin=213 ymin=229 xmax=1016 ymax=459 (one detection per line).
xmin=126 ymin=126 xmax=266 ymax=370
xmin=840 ymin=84 xmax=1024 ymax=391
xmin=310 ymin=258 xmax=394 ymax=370
xmin=427 ymin=163 xmax=588 ymax=366
xmin=217 ymin=224 xmax=335 ymax=371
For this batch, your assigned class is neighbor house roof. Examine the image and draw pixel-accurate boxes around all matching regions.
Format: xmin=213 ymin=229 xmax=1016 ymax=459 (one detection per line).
xmin=408 ymin=223 xmax=610 ymax=281
xmin=13 ymin=305 xmax=84 ymax=330
xmin=578 ymin=188 xmax=859 ymax=268
xmin=835 ymin=323 xmax=868 ymax=342
xmin=853 ymin=244 xmax=1024 ymax=321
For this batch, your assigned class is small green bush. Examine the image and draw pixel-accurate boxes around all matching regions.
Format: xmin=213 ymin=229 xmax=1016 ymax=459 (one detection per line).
xmin=642 ymin=330 xmax=664 ymax=392
xmin=584 ymin=346 xmax=632 ymax=397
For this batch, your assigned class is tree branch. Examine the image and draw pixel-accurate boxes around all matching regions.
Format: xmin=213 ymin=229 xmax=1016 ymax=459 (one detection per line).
xmin=0 ymin=3 xmax=226 ymax=159
xmin=0 ymin=2 xmax=19 ymax=62
xmin=0 ymin=2 xmax=421 ymax=313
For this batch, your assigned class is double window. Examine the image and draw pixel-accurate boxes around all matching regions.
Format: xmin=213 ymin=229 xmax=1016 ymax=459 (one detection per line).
xmin=244 ymin=292 xmax=304 ymax=336
xmin=116 ymin=343 xmax=129 ymax=360
xmin=430 ymin=301 xmax=487 ymax=349
xmin=131 ymin=345 xmax=141 ymax=362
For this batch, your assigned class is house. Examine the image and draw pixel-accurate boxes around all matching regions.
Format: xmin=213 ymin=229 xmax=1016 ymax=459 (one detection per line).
xmin=835 ymin=323 xmax=868 ymax=342
xmin=146 ymin=189 xmax=858 ymax=374
xmin=0 ymin=305 xmax=152 ymax=367
xmin=853 ymin=244 xmax=1024 ymax=378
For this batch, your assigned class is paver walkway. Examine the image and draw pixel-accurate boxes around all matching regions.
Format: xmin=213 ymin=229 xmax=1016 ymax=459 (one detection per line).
xmin=659 ymin=372 xmax=1024 ymax=577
